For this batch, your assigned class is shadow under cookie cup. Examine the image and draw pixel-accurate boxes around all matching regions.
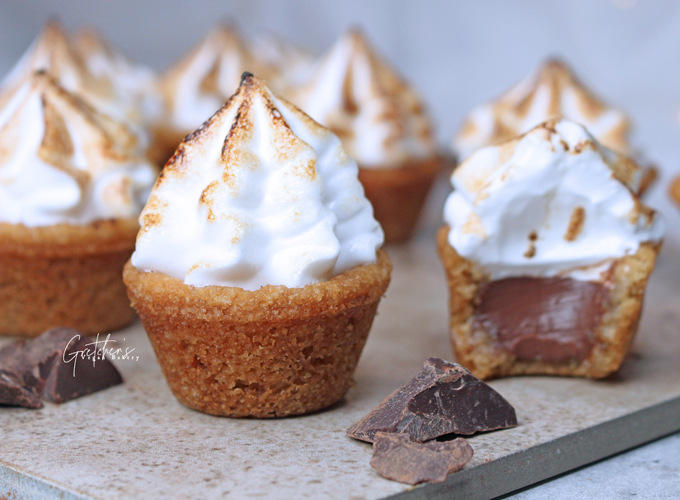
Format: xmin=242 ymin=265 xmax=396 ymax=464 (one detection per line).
xmin=0 ymin=218 xmax=139 ymax=337
xmin=358 ymin=157 xmax=444 ymax=244
xmin=436 ymin=226 xmax=660 ymax=380
xmin=123 ymin=249 xmax=392 ymax=418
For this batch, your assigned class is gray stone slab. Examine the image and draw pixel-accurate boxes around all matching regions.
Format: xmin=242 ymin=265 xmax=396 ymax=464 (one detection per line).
xmin=505 ymin=432 xmax=680 ymax=500
xmin=1 ymin=230 xmax=679 ymax=500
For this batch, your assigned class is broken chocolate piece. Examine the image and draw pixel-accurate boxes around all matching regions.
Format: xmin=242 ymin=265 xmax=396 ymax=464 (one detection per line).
xmin=474 ymin=277 xmax=607 ymax=363
xmin=370 ymin=432 xmax=473 ymax=485
xmin=0 ymin=328 xmax=123 ymax=407
xmin=347 ymin=358 xmax=517 ymax=443
xmin=41 ymin=336 xmax=123 ymax=404
xmin=0 ymin=328 xmax=79 ymax=390
xmin=0 ymin=370 xmax=43 ymax=408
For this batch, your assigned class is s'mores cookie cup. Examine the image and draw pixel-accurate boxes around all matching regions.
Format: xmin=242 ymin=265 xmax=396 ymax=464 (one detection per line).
xmin=288 ymin=29 xmax=441 ymax=243
xmin=438 ymin=119 xmax=664 ymax=380
xmin=152 ymin=26 xmax=276 ymax=166
xmin=124 ymin=74 xmax=390 ymax=418
xmin=0 ymin=72 xmax=157 ymax=336
xmin=453 ymin=58 xmax=656 ymax=196
xmin=0 ymin=21 xmax=152 ymax=155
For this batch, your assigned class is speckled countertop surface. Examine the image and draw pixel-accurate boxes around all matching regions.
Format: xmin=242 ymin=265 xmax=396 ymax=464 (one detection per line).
xmin=1 ymin=182 xmax=680 ymax=499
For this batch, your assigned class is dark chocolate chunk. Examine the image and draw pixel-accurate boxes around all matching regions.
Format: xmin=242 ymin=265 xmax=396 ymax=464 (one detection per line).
xmin=474 ymin=276 xmax=607 ymax=362
xmin=0 ymin=328 xmax=123 ymax=407
xmin=370 ymin=432 xmax=473 ymax=485
xmin=41 ymin=335 xmax=123 ymax=404
xmin=0 ymin=370 xmax=43 ymax=408
xmin=0 ymin=328 xmax=80 ymax=391
xmin=347 ymin=358 xmax=517 ymax=443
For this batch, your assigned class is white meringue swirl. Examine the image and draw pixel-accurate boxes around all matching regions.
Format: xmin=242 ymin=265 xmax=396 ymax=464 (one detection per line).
xmin=444 ymin=119 xmax=663 ymax=281
xmin=132 ymin=75 xmax=383 ymax=290
xmin=0 ymin=73 xmax=157 ymax=227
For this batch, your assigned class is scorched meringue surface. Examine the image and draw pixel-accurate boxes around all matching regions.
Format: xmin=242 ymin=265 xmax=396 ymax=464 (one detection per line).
xmin=131 ymin=74 xmax=383 ymax=291
xmin=288 ymin=29 xmax=437 ymax=168
xmin=160 ymin=26 xmax=275 ymax=134
xmin=0 ymin=21 xmax=145 ymax=133
xmin=0 ymin=72 xmax=157 ymax=227
xmin=453 ymin=58 xmax=631 ymax=160
xmin=444 ymin=119 xmax=663 ymax=281
xmin=74 ymin=27 xmax=162 ymax=125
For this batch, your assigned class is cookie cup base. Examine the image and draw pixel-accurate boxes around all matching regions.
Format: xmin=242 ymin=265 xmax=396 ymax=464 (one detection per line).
xmin=0 ymin=219 xmax=139 ymax=337
xmin=436 ymin=226 xmax=659 ymax=380
xmin=123 ymin=250 xmax=392 ymax=418
xmin=358 ymin=157 xmax=443 ymax=244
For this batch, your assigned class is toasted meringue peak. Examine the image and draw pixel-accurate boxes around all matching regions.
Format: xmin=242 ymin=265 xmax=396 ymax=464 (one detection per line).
xmin=159 ymin=26 xmax=277 ymax=134
xmin=453 ymin=58 xmax=631 ymax=159
xmin=0 ymin=71 xmax=157 ymax=226
xmin=252 ymin=32 xmax=316 ymax=90
xmin=0 ymin=20 xmax=145 ymax=130
xmin=444 ymin=119 xmax=663 ymax=281
xmin=132 ymin=74 xmax=383 ymax=290
xmin=74 ymin=27 xmax=162 ymax=124
xmin=0 ymin=21 xmax=108 ymax=101
xmin=287 ymin=28 xmax=437 ymax=168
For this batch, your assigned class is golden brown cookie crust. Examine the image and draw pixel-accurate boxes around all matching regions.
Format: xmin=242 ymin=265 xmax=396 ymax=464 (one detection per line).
xmin=358 ymin=157 xmax=443 ymax=244
xmin=123 ymin=250 xmax=392 ymax=418
xmin=436 ymin=226 xmax=659 ymax=379
xmin=0 ymin=219 xmax=139 ymax=337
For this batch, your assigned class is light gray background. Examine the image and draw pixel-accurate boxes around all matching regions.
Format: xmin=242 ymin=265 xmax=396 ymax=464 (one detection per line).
xmin=2 ymin=0 xmax=680 ymax=152
xmin=1 ymin=1 xmax=679 ymax=498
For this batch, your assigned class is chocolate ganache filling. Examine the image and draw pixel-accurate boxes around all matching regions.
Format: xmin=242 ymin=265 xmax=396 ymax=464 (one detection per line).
xmin=473 ymin=277 xmax=608 ymax=363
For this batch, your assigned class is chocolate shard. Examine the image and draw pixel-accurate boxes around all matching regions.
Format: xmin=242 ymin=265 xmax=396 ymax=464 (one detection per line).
xmin=0 ymin=328 xmax=80 ymax=391
xmin=347 ymin=357 xmax=517 ymax=443
xmin=40 ymin=336 xmax=123 ymax=404
xmin=0 ymin=370 xmax=43 ymax=408
xmin=0 ymin=328 xmax=124 ymax=407
xmin=370 ymin=432 xmax=473 ymax=485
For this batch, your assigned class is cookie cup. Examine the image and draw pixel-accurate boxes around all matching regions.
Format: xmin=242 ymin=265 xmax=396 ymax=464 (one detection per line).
xmin=0 ymin=219 xmax=139 ymax=337
xmin=436 ymin=226 xmax=659 ymax=380
xmin=123 ymin=250 xmax=392 ymax=418
xmin=358 ymin=157 xmax=443 ymax=243
xmin=148 ymin=125 xmax=188 ymax=168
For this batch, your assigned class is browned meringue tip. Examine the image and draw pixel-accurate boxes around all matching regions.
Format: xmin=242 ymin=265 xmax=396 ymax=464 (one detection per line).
xmin=340 ymin=27 xmax=383 ymax=59
xmin=164 ymin=72 xmax=327 ymax=179
xmin=0 ymin=18 xmax=118 ymax=114
xmin=346 ymin=25 xmax=368 ymax=42
xmin=3 ymin=70 xmax=141 ymax=169
xmin=32 ymin=19 xmax=74 ymax=60
xmin=42 ymin=18 xmax=67 ymax=39
xmin=286 ymin=25 xmax=436 ymax=167
xmin=541 ymin=56 xmax=571 ymax=72
xmin=161 ymin=24 xmax=250 ymax=77
xmin=455 ymin=56 xmax=632 ymax=157
xmin=240 ymin=71 xmax=255 ymax=84
xmin=157 ymin=24 xmax=278 ymax=125
xmin=670 ymin=176 xmax=680 ymax=207
xmin=467 ymin=118 xmax=647 ymax=197
xmin=73 ymin=26 xmax=114 ymax=58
